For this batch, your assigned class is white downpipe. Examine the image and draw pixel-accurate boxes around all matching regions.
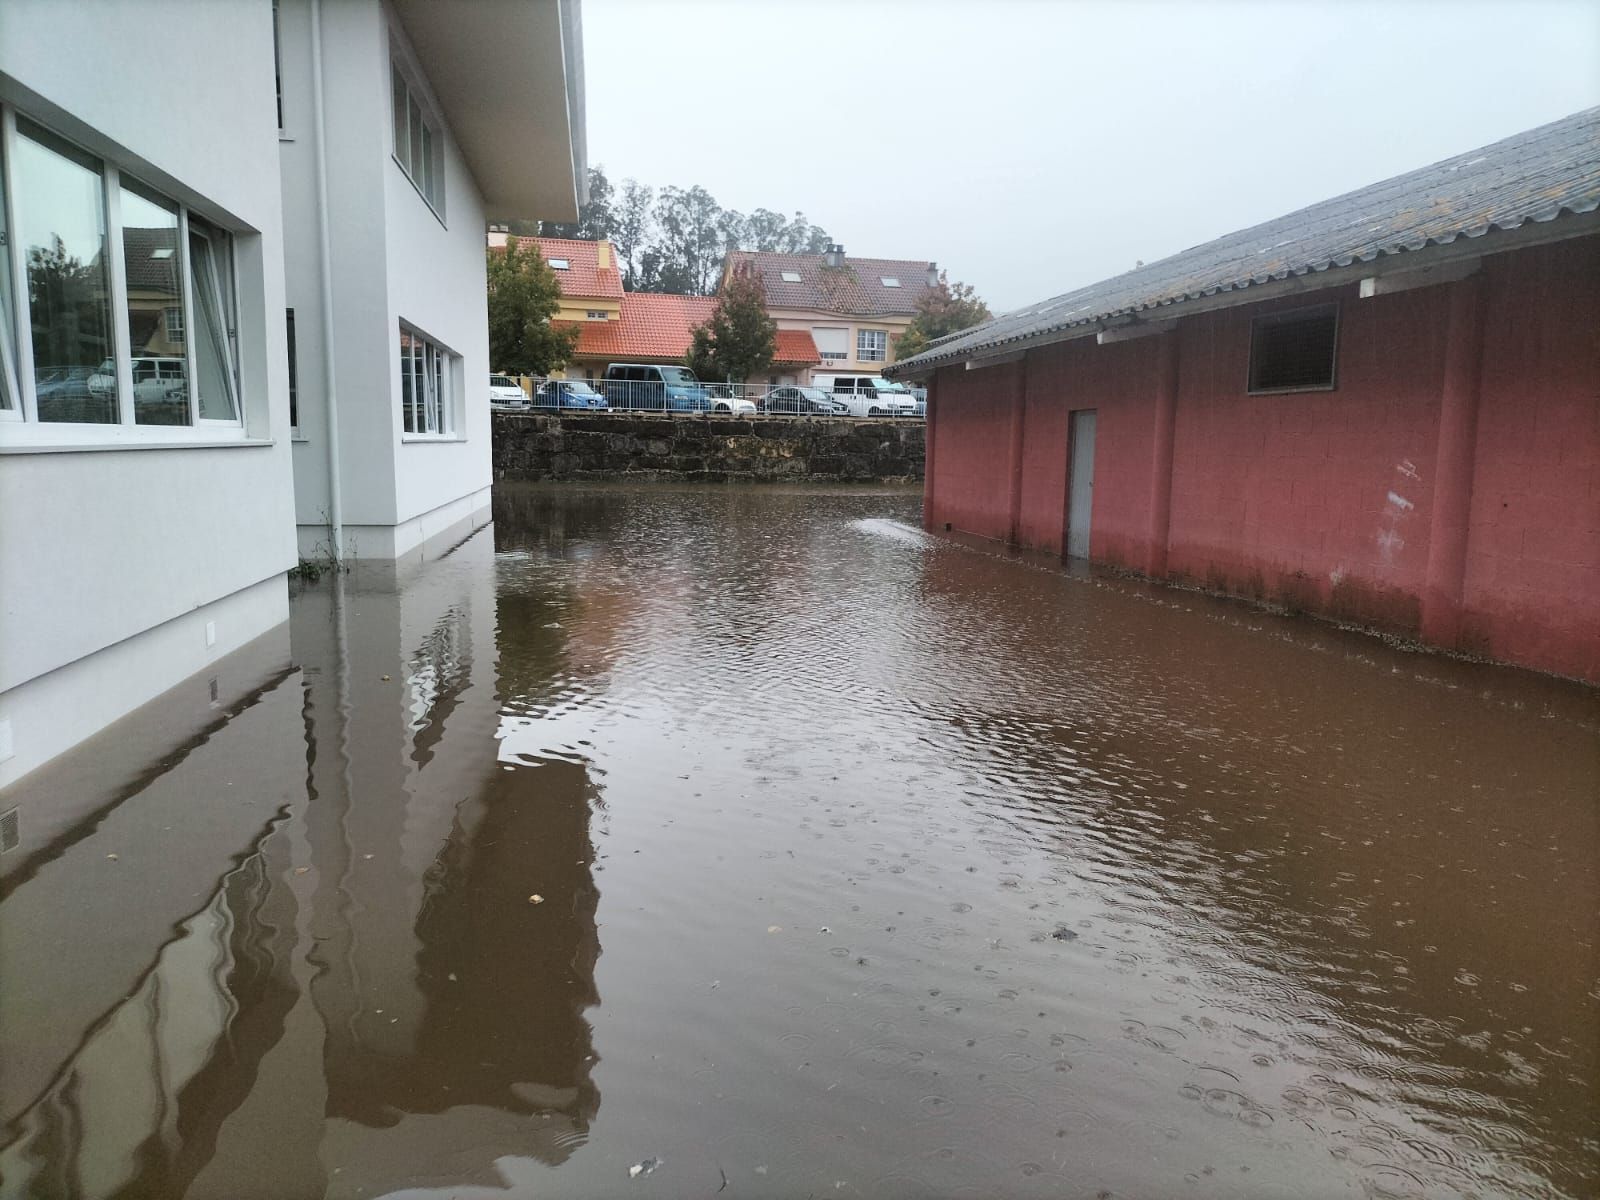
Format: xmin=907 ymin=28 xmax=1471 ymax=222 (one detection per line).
xmin=310 ymin=0 xmax=343 ymax=558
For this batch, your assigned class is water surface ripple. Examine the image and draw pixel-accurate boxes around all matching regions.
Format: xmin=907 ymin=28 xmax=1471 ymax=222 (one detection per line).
xmin=1 ymin=483 xmax=1595 ymax=1199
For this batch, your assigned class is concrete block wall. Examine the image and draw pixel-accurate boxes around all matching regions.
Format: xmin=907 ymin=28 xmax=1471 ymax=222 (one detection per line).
xmin=493 ymin=413 xmax=924 ymax=483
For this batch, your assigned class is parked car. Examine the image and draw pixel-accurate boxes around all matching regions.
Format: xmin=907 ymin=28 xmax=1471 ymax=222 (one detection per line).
xmin=762 ymin=385 xmax=849 ymax=416
xmin=534 ymin=379 xmax=609 ymax=410
xmin=86 ymin=356 xmax=188 ymax=405
xmin=602 ymin=363 xmax=710 ymax=412
xmin=811 ymin=373 xmax=919 ymax=418
xmin=489 ymin=374 xmax=527 ymax=406
xmin=705 ymin=383 xmax=758 ymax=415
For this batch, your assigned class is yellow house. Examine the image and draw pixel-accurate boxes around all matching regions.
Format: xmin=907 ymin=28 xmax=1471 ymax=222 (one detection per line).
xmin=723 ymin=244 xmax=941 ymax=384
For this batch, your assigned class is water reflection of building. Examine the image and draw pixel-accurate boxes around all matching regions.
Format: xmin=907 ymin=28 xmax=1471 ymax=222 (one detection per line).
xmin=0 ymin=528 xmax=606 ymax=1197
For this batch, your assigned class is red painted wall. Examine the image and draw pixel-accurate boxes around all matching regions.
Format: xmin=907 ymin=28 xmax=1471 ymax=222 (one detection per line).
xmin=923 ymin=237 xmax=1600 ymax=682
xmin=1461 ymin=241 xmax=1600 ymax=679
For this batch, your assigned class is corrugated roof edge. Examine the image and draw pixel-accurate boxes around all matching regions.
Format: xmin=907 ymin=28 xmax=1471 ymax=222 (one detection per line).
xmin=886 ymin=203 xmax=1599 ymax=378
xmin=885 ymin=106 xmax=1600 ymax=378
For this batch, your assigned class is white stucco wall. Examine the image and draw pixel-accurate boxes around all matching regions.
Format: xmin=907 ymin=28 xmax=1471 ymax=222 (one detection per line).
xmin=0 ymin=0 xmax=296 ymax=786
xmin=279 ymin=0 xmax=491 ymax=560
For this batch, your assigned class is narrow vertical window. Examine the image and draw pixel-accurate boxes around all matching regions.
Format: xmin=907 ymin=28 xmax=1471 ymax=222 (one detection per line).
xmin=120 ymin=181 xmax=188 ymax=425
xmin=272 ymin=0 xmax=285 ymax=131
xmin=286 ymin=307 xmax=298 ymax=430
xmin=188 ymin=217 xmax=239 ymax=422
xmin=391 ymin=66 xmax=410 ymax=175
xmin=14 ymin=120 xmax=117 ymax=423
xmin=0 ymin=132 xmax=17 ymax=414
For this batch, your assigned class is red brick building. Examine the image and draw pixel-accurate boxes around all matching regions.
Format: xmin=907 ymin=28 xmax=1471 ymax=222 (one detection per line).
xmin=889 ymin=109 xmax=1600 ymax=682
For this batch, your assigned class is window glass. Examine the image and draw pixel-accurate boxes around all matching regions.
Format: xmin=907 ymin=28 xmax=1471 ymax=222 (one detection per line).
xmin=400 ymin=324 xmax=453 ymax=435
xmin=419 ymin=122 xmax=434 ymax=204
xmin=660 ymin=367 xmax=696 ymax=384
xmin=188 ymin=220 xmax=238 ymax=421
xmin=408 ymin=95 xmax=424 ymax=185
xmin=391 ymin=67 xmax=409 ymax=173
xmin=0 ymin=135 xmax=14 ymax=412
xmin=857 ymin=329 xmax=888 ymax=362
xmin=120 ymin=182 xmax=189 ymax=425
xmin=15 ymin=120 xmax=117 ymax=423
xmin=286 ymin=308 xmax=298 ymax=429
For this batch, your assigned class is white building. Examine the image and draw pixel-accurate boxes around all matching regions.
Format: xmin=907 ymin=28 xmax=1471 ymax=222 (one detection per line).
xmin=0 ymin=0 xmax=587 ymax=789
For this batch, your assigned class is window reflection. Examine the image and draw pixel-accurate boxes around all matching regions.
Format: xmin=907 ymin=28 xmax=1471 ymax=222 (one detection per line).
xmin=15 ymin=120 xmax=117 ymax=424
xmin=120 ymin=183 xmax=189 ymax=425
xmin=188 ymin=218 xmax=238 ymax=422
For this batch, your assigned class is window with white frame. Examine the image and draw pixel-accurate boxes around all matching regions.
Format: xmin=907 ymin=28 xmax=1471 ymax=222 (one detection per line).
xmin=0 ymin=108 xmax=242 ymax=433
xmin=399 ymin=324 xmax=456 ymax=437
xmin=586 ymin=309 xmax=607 ymax=320
xmin=857 ymin=328 xmax=888 ymax=362
xmin=391 ymin=62 xmax=443 ymax=216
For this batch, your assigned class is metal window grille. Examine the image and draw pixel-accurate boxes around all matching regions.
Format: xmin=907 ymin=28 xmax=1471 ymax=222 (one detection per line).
xmin=1248 ymin=303 xmax=1339 ymax=393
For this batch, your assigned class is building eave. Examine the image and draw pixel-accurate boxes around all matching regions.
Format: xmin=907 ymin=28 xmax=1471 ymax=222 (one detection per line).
xmin=390 ymin=0 xmax=586 ymax=222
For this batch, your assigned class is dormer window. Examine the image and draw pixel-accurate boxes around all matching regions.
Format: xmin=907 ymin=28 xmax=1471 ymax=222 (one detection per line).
xmin=880 ymin=277 xmax=901 ymax=287
xmin=548 ymin=258 xmax=570 ymax=270
xmin=780 ymin=270 xmax=802 ymax=283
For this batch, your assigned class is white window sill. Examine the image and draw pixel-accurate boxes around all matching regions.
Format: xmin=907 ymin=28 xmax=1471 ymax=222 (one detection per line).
xmin=0 ymin=437 xmax=273 ymax=455
xmin=400 ymin=434 xmax=465 ymax=444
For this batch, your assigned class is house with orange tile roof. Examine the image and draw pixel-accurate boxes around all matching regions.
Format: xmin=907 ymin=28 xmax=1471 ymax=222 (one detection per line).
xmin=495 ymin=234 xmax=823 ymax=383
xmin=723 ymin=244 xmax=941 ymax=383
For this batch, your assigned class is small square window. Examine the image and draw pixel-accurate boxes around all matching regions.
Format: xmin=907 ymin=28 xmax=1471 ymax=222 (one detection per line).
xmin=1247 ymin=303 xmax=1339 ymax=393
xmin=880 ymin=277 xmax=901 ymax=287
xmin=549 ymin=258 xmax=570 ymax=270
xmin=780 ymin=270 xmax=802 ymax=283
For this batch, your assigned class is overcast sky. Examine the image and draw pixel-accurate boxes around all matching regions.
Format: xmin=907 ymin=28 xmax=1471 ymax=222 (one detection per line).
xmin=581 ymin=0 xmax=1600 ymax=312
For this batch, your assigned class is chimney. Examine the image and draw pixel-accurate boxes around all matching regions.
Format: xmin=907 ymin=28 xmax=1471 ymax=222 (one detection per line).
xmin=596 ymin=240 xmax=612 ymax=270
xmin=926 ymin=262 xmax=939 ymax=288
xmin=823 ymin=243 xmax=845 ymax=268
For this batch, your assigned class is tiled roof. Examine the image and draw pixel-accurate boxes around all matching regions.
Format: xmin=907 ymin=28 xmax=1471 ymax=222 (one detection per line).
xmin=564 ymin=292 xmax=718 ymax=362
xmin=772 ymin=329 xmax=820 ymax=366
xmin=519 ymin=235 xmax=624 ymax=300
xmin=121 ymin=226 xmax=180 ymax=292
xmin=728 ymin=250 xmax=937 ymax=317
xmin=890 ymin=106 xmax=1600 ymax=376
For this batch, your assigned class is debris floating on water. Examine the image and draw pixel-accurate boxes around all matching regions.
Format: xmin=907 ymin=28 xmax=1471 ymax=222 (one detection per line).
xmin=628 ymin=1157 xmax=661 ymax=1179
xmin=529 ymin=894 xmax=544 ymax=905
xmin=767 ymin=925 xmax=782 ymax=934
xmin=1051 ymin=926 xmax=1078 ymax=941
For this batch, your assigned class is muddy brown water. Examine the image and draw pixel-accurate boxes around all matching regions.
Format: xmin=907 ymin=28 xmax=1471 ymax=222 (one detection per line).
xmin=1 ymin=483 xmax=1596 ymax=1199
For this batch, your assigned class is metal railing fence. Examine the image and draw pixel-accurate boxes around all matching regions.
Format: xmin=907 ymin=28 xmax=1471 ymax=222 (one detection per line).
xmin=491 ymin=376 xmax=926 ymax=419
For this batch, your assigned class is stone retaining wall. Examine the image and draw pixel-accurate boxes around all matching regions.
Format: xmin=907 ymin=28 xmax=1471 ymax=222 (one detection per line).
xmin=493 ymin=412 xmax=925 ymax=483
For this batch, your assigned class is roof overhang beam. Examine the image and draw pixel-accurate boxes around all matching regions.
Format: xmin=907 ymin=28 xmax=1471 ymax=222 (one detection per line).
xmin=1359 ymin=257 xmax=1481 ymax=298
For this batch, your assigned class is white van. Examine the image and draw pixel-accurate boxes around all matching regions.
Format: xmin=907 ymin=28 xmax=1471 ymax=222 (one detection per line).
xmin=811 ymin=374 xmax=919 ymax=418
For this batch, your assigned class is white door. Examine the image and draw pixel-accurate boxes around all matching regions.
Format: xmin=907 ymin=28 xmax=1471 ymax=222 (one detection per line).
xmin=1067 ymin=409 xmax=1096 ymax=559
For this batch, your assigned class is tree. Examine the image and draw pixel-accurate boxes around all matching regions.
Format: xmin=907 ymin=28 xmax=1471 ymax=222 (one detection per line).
xmin=538 ymin=166 xmax=614 ymax=241
xmin=486 ymin=236 xmax=579 ymax=374
xmin=684 ymin=269 xmax=776 ymax=382
xmin=612 ymin=179 xmax=654 ymax=290
xmin=894 ymin=273 xmax=991 ymax=361
xmin=653 ymin=185 xmax=722 ymax=295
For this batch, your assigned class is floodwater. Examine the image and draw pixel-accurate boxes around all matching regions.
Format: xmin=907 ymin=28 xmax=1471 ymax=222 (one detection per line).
xmin=2 ymin=484 xmax=1597 ymax=1200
